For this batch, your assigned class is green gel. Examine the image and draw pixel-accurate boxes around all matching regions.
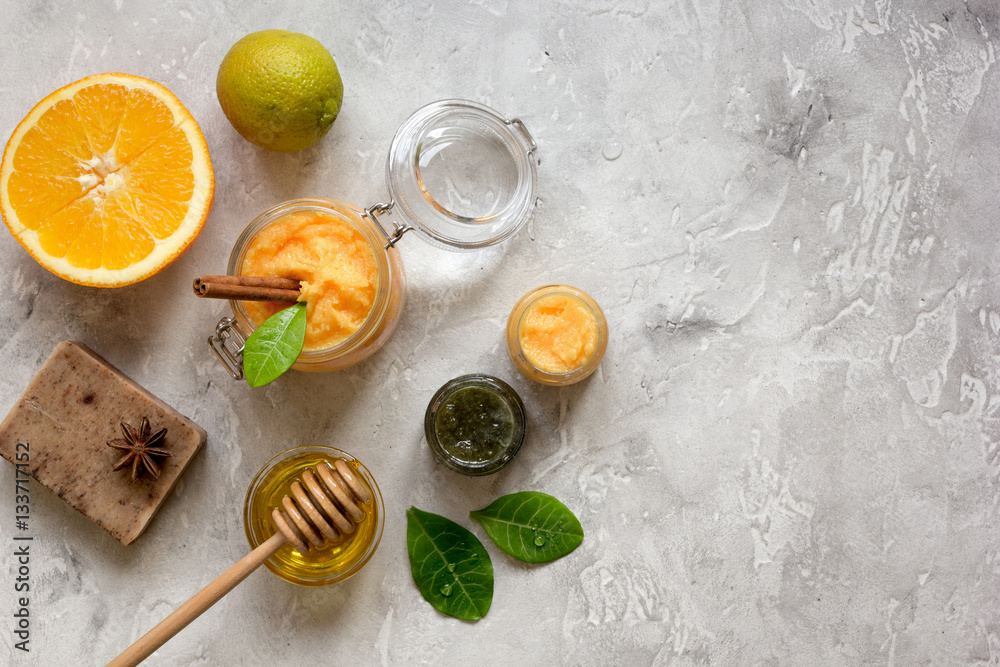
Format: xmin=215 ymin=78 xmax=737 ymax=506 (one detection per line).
xmin=424 ymin=374 xmax=527 ymax=476
xmin=434 ymin=386 xmax=515 ymax=464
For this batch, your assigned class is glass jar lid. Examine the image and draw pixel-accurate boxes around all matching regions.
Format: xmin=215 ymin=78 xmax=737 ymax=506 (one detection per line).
xmin=384 ymin=99 xmax=537 ymax=250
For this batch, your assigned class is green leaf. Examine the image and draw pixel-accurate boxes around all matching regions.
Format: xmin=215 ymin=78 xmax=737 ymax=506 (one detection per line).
xmin=243 ymin=303 xmax=307 ymax=388
xmin=406 ymin=506 xmax=493 ymax=621
xmin=470 ymin=491 xmax=584 ymax=563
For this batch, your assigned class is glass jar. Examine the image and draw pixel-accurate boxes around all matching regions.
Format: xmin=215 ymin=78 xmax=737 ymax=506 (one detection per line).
xmin=210 ymin=99 xmax=537 ymax=379
xmin=243 ymin=446 xmax=384 ymax=586
xmin=506 ymin=284 xmax=608 ymax=386
xmin=424 ymin=374 xmax=526 ymax=476
xmin=212 ymin=198 xmax=405 ymax=375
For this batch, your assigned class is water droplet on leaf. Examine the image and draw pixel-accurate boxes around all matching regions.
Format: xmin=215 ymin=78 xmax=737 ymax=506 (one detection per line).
xmin=440 ymin=584 xmax=453 ymax=597
xmin=534 ymin=534 xmax=546 ymax=547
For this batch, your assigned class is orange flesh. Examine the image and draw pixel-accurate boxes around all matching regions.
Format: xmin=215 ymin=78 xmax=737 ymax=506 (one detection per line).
xmin=241 ymin=211 xmax=378 ymax=351
xmin=5 ymin=82 xmax=201 ymax=274
xmin=519 ymin=294 xmax=598 ymax=373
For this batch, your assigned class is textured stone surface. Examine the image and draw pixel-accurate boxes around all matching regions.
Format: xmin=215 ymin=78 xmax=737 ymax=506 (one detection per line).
xmin=0 ymin=0 xmax=998 ymax=665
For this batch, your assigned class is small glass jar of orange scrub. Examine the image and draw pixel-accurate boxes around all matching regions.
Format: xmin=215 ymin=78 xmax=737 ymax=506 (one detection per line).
xmin=243 ymin=445 xmax=384 ymax=586
xmin=209 ymin=99 xmax=538 ymax=379
xmin=506 ymin=284 xmax=608 ymax=386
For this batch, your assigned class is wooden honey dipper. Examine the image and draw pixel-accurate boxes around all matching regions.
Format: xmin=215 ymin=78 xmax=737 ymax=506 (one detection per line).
xmin=108 ymin=459 xmax=373 ymax=667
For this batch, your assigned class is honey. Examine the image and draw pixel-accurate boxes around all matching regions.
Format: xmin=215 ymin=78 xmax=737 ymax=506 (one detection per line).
xmin=244 ymin=446 xmax=383 ymax=586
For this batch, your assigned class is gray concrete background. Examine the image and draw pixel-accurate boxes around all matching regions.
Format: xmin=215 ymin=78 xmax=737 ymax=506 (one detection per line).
xmin=0 ymin=1 xmax=998 ymax=665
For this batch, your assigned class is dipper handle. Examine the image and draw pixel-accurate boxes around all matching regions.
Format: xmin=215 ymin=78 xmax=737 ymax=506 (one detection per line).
xmin=106 ymin=531 xmax=287 ymax=667
xmin=107 ymin=459 xmax=371 ymax=666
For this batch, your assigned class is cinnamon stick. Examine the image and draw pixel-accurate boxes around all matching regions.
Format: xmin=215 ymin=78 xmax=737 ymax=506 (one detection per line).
xmin=193 ymin=275 xmax=301 ymax=303
xmin=194 ymin=275 xmax=301 ymax=290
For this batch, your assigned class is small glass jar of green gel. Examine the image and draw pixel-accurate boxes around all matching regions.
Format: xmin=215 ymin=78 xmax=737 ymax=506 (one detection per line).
xmin=424 ymin=374 xmax=527 ymax=476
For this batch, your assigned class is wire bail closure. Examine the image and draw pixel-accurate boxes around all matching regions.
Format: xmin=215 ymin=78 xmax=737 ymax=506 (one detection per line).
xmin=365 ymin=201 xmax=413 ymax=249
xmin=507 ymin=117 xmax=536 ymax=154
xmin=209 ymin=316 xmax=246 ymax=380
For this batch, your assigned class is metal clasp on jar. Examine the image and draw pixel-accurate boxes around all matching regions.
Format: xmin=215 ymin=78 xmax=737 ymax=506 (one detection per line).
xmin=209 ymin=316 xmax=246 ymax=380
xmin=365 ymin=201 xmax=413 ymax=249
xmin=507 ymin=117 xmax=536 ymax=154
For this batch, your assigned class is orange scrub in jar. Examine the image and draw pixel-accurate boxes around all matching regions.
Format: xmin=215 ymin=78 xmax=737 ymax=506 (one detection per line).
xmin=519 ymin=294 xmax=598 ymax=373
xmin=240 ymin=210 xmax=378 ymax=352
xmin=506 ymin=284 xmax=608 ymax=386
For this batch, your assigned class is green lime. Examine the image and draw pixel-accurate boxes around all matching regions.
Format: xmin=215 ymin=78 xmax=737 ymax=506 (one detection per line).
xmin=216 ymin=29 xmax=344 ymax=152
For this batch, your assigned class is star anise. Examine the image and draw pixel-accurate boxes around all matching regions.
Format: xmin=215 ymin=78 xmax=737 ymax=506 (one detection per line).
xmin=107 ymin=417 xmax=171 ymax=482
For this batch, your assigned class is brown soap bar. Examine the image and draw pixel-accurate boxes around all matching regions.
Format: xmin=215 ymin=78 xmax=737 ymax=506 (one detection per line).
xmin=0 ymin=341 xmax=205 ymax=545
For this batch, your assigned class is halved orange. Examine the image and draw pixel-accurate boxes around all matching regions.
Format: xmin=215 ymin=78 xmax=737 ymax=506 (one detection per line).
xmin=0 ymin=73 xmax=214 ymax=287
